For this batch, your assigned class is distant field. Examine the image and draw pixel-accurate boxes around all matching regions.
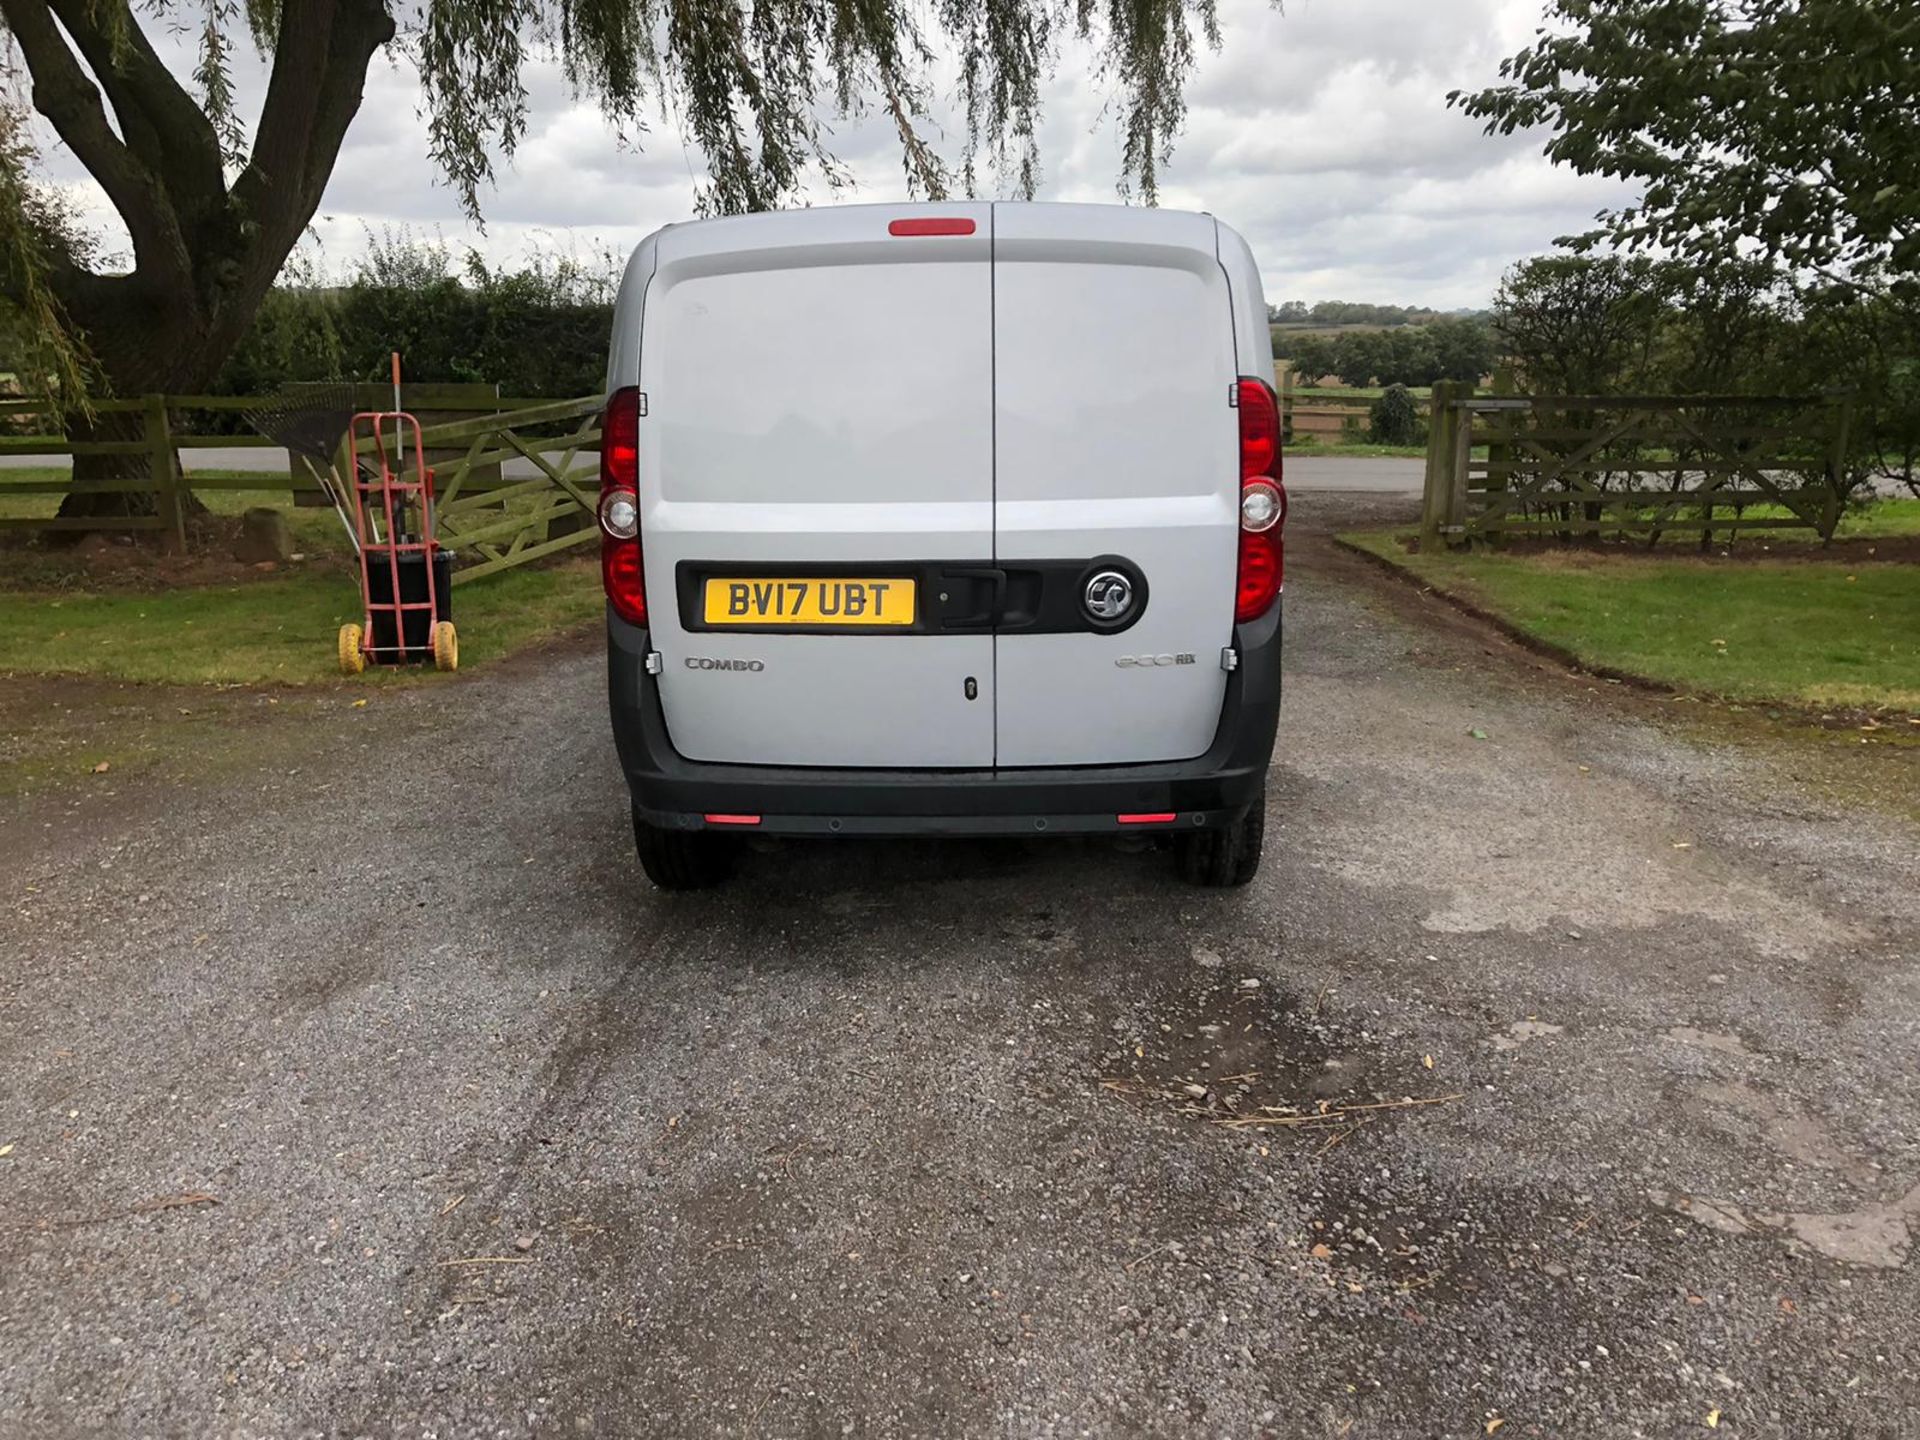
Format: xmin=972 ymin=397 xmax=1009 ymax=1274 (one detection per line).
xmin=1289 ymin=385 xmax=1433 ymax=401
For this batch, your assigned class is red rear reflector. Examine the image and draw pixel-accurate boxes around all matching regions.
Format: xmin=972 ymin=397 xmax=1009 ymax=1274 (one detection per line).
xmin=888 ymin=218 xmax=975 ymax=237
xmin=1118 ymin=812 xmax=1177 ymax=825
xmin=703 ymin=813 xmax=761 ymax=826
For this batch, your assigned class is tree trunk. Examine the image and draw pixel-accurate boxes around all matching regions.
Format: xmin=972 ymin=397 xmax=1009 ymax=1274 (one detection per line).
xmin=53 ymin=301 xmax=226 ymax=535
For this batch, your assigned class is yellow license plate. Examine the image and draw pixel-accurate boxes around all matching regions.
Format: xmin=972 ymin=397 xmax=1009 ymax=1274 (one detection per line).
xmin=702 ymin=576 xmax=916 ymax=627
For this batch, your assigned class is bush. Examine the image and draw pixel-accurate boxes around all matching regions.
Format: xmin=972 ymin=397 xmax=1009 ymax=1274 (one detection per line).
xmin=212 ymin=229 xmax=620 ymax=400
xmin=1368 ymin=384 xmax=1423 ymax=446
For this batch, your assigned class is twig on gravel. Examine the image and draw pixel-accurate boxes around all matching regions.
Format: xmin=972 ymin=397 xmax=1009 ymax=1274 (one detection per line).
xmin=18 ymin=1191 xmax=223 ymax=1230
xmin=1314 ymin=1123 xmax=1366 ymax=1155
xmin=438 ymin=1194 xmax=467 ymax=1218
xmin=1217 ymin=1094 xmax=1464 ymax=1130
xmin=437 ymin=1255 xmax=536 ymax=1267
xmin=131 ymin=1192 xmax=220 ymax=1213
xmin=1124 ymin=1240 xmax=1179 ymax=1272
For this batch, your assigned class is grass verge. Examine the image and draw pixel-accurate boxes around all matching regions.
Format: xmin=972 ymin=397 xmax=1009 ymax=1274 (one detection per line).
xmin=1286 ymin=438 xmax=1429 ymax=460
xmin=0 ymin=558 xmax=601 ymax=686
xmin=1342 ymin=525 xmax=1920 ymax=712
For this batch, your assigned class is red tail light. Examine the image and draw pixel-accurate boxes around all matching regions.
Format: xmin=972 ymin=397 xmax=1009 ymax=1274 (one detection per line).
xmin=600 ymin=386 xmax=646 ymax=625
xmin=1234 ymin=377 xmax=1285 ymax=622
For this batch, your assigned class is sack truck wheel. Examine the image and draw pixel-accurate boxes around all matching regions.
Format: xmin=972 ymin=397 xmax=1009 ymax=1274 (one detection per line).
xmin=337 ymin=623 xmax=366 ymax=676
xmin=1175 ymin=785 xmax=1266 ymax=888
xmin=431 ymin=620 xmax=459 ymax=672
xmin=631 ymin=804 xmax=738 ymax=890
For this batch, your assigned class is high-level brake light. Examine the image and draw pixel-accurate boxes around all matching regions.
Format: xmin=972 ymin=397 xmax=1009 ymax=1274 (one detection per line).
xmin=888 ymin=217 xmax=976 ymax=237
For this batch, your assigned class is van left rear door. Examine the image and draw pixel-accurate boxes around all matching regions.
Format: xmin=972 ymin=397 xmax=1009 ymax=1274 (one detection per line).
xmin=639 ymin=206 xmax=996 ymax=768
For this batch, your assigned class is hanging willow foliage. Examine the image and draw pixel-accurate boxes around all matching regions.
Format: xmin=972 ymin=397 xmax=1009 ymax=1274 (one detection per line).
xmin=0 ymin=0 xmax=1241 ymax=419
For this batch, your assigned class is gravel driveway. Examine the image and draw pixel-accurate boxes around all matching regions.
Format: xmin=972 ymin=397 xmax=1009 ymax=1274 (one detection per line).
xmin=3 ymin=494 xmax=1916 ymax=1438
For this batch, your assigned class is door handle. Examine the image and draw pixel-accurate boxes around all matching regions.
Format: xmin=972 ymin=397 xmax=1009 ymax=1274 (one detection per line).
xmin=941 ymin=566 xmax=1006 ymax=629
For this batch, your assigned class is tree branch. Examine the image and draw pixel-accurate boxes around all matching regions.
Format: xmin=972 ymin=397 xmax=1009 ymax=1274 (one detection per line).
xmin=232 ymin=0 xmax=392 ymax=236
xmin=41 ymin=0 xmax=226 ymax=220
xmin=0 ymin=0 xmax=192 ymax=289
xmin=224 ymin=0 xmax=392 ymax=309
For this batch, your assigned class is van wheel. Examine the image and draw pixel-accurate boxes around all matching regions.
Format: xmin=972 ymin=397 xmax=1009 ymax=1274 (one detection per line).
xmin=1176 ymin=792 xmax=1266 ymax=888
xmin=631 ymin=806 xmax=737 ymax=890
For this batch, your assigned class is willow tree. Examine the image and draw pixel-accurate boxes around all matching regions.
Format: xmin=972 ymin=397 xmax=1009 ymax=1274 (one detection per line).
xmin=0 ymin=0 xmax=1225 ymax=517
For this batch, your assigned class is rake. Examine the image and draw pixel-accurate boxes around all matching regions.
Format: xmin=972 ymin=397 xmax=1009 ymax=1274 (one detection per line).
xmin=243 ymin=382 xmax=372 ymax=553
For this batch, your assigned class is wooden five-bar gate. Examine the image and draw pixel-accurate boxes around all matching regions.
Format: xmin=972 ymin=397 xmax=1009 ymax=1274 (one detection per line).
xmin=1421 ymin=381 xmax=1855 ymax=549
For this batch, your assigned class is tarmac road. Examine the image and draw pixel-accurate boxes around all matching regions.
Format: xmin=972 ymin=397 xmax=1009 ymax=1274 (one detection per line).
xmin=0 ymin=447 xmax=1428 ymax=496
xmin=2 ymin=493 xmax=1916 ymax=1437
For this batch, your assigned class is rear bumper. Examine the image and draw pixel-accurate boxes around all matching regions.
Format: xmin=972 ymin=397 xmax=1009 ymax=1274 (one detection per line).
xmin=607 ymin=602 xmax=1282 ymax=837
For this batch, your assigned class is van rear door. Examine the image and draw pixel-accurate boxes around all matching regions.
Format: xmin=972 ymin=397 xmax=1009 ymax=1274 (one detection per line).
xmin=638 ymin=206 xmax=995 ymax=767
xmin=991 ymin=206 xmax=1240 ymax=767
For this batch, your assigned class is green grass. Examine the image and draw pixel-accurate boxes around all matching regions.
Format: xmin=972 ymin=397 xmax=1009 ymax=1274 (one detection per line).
xmin=1476 ymin=497 xmax=1920 ymax=549
xmin=1344 ymin=525 xmax=1920 ymax=710
xmin=0 ymin=559 xmax=601 ymax=685
xmin=1826 ymin=497 xmax=1920 ymax=539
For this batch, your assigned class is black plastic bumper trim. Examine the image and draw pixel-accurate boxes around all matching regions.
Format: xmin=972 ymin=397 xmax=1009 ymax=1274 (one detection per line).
xmin=607 ymin=600 xmax=1282 ymax=832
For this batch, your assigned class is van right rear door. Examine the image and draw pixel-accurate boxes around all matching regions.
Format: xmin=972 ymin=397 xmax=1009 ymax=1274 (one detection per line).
xmin=991 ymin=205 xmax=1241 ymax=767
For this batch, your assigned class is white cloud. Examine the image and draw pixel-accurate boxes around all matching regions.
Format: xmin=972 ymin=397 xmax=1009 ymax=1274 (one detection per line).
xmin=28 ymin=0 xmax=1631 ymax=307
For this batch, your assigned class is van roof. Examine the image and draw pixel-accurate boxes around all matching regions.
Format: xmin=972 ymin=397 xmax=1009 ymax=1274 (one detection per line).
xmin=652 ymin=200 xmax=1222 ymax=258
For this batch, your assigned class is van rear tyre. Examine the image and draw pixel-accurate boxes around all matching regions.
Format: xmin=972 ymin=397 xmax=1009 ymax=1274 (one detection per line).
xmin=1175 ymin=791 xmax=1265 ymax=888
xmin=631 ymin=806 xmax=738 ymax=890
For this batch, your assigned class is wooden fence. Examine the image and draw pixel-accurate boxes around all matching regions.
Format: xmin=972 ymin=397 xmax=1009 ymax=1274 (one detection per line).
xmin=0 ymin=386 xmax=561 ymax=551
xmin=2 ymin=391 xmax=607 ymax=584
xmin=1420 ymin=381 xmax=1854 ymax=548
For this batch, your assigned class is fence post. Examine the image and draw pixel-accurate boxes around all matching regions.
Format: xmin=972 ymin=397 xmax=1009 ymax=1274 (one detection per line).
xmin=147 ymin=393 xmax=185 ymax=551
xmin=1451 ymin=384 xmax=1477 ymax=543
xmin=1821 ymin=394 xmax=1854 ymax=544
xmin=1420 ymin=380 xmax=1457 ymax=549
xmin=1481 ymin=367 xmax=1517 ymax=546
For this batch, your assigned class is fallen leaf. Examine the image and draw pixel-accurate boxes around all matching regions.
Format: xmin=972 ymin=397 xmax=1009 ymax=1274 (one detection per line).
xmin=352 ymin=698 xmax=368 ymax=709
xmin=1422 ymin=1054 xmax=1435 ymax=1070
xmin=1673 ymin=841 xmax=1693 ymax=850
xmin=1310 ymin=1243 xmax=1333 ymax=1259
xmin=1706 ymin=1408 xmax=1721 ymax=1429
xmin=1778 ymin=1296 xmax=1796 ymax=1314
xmin=91 ymin=761 xmax=111 ymax=774
xmin=0 ymin=1143 xmax=14 ymax=1157
xmin=1486 ymin=1420 xmax=1507 ymax=1436
xmin=1468 ymin=728 xmax=1488 ymax=740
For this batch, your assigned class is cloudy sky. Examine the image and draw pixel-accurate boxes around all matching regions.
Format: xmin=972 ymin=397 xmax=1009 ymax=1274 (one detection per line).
xmin=36 ymin=0 xmax=1636 ymax=309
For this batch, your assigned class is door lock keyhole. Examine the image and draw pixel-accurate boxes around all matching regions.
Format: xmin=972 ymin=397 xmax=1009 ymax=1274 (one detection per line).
xmin=964 ymin=676 xmax=979 ymax=701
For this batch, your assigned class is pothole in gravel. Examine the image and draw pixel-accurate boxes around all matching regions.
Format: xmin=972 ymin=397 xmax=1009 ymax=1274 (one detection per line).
xmin=1096 ymin=967 xmax=1460 ymax=1143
